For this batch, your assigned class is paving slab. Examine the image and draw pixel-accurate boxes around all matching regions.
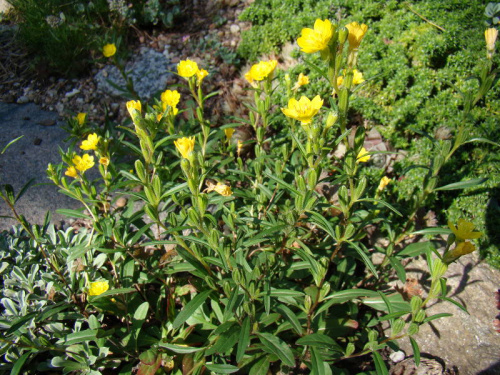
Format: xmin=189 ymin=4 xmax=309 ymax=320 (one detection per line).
xmin=0 ymin=102 xmax=82 ymax=230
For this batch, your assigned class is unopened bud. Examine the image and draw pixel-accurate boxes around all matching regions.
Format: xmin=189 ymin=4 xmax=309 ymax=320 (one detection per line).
xmin=326 ymin=111 xmax=338 ymax=129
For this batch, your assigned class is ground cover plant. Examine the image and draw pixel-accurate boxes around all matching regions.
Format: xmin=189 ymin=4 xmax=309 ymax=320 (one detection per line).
xmin=5 ymin=0 xmax=181 ymax=75
xmin=239 ymin=0 xmax=500 ymax=269
xmin=0 ymin=10 xmax=498 ymax=373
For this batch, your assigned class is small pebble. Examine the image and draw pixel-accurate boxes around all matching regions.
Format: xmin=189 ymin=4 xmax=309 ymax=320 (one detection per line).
xmin=230 ymin=24 xmax=240 ymax=34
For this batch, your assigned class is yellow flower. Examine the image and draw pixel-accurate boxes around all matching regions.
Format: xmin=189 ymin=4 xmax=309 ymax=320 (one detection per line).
xmin=103 ymin=44 xmax=116 ymax=58
xmin=244 ymin=60 xmax=278 ymax=84
xmin=99 ymin=157 xmax=110 ymax=166
xmin=80 ymin=133 xmax=100 ymax=151
xmin=162 ymin=101 xmax=179 ymax=116
xmin=443 ymin=241 xmax=476 ymax=264
xmin=337 ymin=69 xmax=365 ymax=87
xmin=237 ymin=140 xmax=243 ymax=156
xmin=161 ymin=90 xmax=181 ymax=107
xmin=65 ymin=166 xmax=78 ymax=178
xmin=177 ymin=59 xmax=199 ymax=78
xmin=297 ymin=19 xmax=334 ymax=54
xmin=448 ymin=219 xmax=482 ymax=242
xmin=293 ymin=73 xmax=310 ymax=90
xmin=126 ymin=100 xmax=142 ymax=121
xmin=206 ymin=182 xmax=232 ymax=197
xmin=72 ymin=154 xmax=95 ymax=172
xmin=377 ymin=176 xmax=391 ymax=191
xmin=76 ymin=113 xmax=86 ymax=126
xmin=224 ymin=128 xmax=235 ymax=141
xmin=485 ymin=28 xmax=498 ymax=58
xmin=281 ymin=95 xmax=323 ymax=124
xmin=356 ymin=147 xmax=370 ymax=163
xmin=174 ymin=136 xmax=195 ymax=159
xmin=196 ymin=69 xmax=209 ymax=85
xmin=346 ymin=22 xmax=368 ymax=50
xmin=88 ymin=280 xmax=109 ymax=296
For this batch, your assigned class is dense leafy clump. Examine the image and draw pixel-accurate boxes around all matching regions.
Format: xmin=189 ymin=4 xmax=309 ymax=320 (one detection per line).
xmin=239 ymin=0 xmax=500 ymax=267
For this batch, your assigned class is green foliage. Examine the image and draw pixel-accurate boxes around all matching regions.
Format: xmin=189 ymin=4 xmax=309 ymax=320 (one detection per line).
xmin=6 ymin=0 xmax=181 ymax=75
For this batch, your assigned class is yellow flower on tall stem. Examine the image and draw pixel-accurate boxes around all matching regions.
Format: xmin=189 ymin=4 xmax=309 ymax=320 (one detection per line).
xmin=76 ymin=113 xmax=87 ymax=126
xmin=337 ymin=69 xmax=365 ymax=87
xmin=80 ymin=133 xmax=100 ymax=151
xmin=126 ymin=100 xmax=142 ymax=121
xmin=297 ymin=19 xmax=334 ymax=54
xmin=485 ymin=28 xmax=498 ymax=58
xmin=174 ymin=136 xmax=195 ymax=159
xmin=448 ymin=219 xmax=482 ymax=242
xmin=281 ymin=95 xmax=323 ymax=124
xmin=443 ymin=241 xmax=476 ymax=264
xmin=377 ymin=176 xmax=391 ymax=191
xmin=196 ymin=69 xmax=209 ymax=85
xmin=72 ymin=154 xmax=95 ymax=172
xmin=244 ymin=60 xmax=278 ymax=84
xmin=88 ymin=280 xmax=109 ymax=296
xmin=346 ymin=22 xmax=368 ymax=50
xmin=103 ymin=44 xmax=117 ymax=58
xmin=161 ymin=90 xmax=181 ymax=107
xmin=292 ymin=73 xmax=310 ymax=90
xmin=65 ymin=166 xmax=78 ymax=178
xmin=224 ymin=128 xmax=235 ymax=141
xmin=177 ymin=59 xmax=199 ymax=78
xmin=356 ymin=147 xmax=370 ymax=163
xmin=99 ymin=157 xmax=110 ymax=167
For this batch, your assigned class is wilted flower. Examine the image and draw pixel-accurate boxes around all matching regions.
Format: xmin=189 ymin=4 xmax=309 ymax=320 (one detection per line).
xmin=196 ymin=69 xmax=209 ymax=85
xmin=297 ymin=19 xmax=334 ymax=53
xmin=356 ymin=147 xmax=370 ymax=163
xmin=281 ymin=95 xmax=323 ymax=124
xmin=443 ymin=241 xmax=476 ymax=264
xmin=244 ymin=60 xmax=278 ymax=84
xmin=378 ymin=176 xmax=391 ymax=191
xmin=65 ymin=166 xmax=78 ymax=178
xmin=103 ymin=43 xmax=117 ymax=58
xmin=80 ymin=133 xmax=100 ymax=151
xmin=76 ymin=113 xmax=87 ymax=126
xmin=337 ymin=69 xmax=365 ymax=87
xmin=206 ymin=182 xmax=232 ymax=197
xmin=72 ymin=154 xmax=95 ymax=172
xmin=174 ymin=136 xmax=195 ymax=159
xmin=88 ymin=280 xmax=109 ymax=296
xmin=99 ymin=157 xmax=110 ymax=166
xmin=485 ymin=28 xmax=498 ymax=59
xmin=448 ymin=219 xmax=482 ymax=242
xmin=177 ymin=59 xmax=199 ymax=78
xmin=224 ymin=128 xmax=235 ymax=141
xmin=346 ymin=22 xmax=368 ymax=50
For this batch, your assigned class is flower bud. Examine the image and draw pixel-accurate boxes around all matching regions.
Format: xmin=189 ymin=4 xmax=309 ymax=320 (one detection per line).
xmin=337 ymin=26 xmax=348 ymax=44
xmin=485 ymin=28 xmax=498 ymax=59
xmin=326 ymin=111 xmax=338 ymax=129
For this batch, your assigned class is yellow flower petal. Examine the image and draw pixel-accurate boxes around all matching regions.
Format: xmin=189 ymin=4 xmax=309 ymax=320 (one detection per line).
xmin=72 ymin=154 xmax=95 ymax=172
xmin=103 ymin=44 xmax=116 ymax=58
xmin=281 ymin=95 xmax=323 ymax=124
xmin=356 ymin=147 xmax=370 ymax=163
xmin=346 ymin=22 xmax=368 ymax=50
xmin=448 ymin=219 xmax=482 ymax=241
xmin=174 ymin=136 xmax=195 ymax=159
xmin=177 ymin=59 xmax=199 ymax=78
xmin=76 ymin=113 xmax=87 ymax=126
xmin=378 ymin=176 xmax=391 ymax=191
xmin=297 ymin=19 xmax=334 ymax=54
xmin=80 ymin=133 xmax=100 ymax=151
xmin=65 ymin=166 xmax=78 ymax=178
xmin=88 ymin=281 xmax=109 ymax=296
xmin=245 ymin=60 xmax=278 ymax=84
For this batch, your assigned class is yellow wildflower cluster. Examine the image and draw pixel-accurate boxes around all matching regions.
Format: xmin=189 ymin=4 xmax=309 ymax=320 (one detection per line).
xmin=177 ymin=59 xmax=209 ymax=85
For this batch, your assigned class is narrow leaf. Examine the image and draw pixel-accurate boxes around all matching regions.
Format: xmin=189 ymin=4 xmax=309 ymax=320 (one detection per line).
xmin=434 ymin=178 xmax=488 ymax=191
xmin=347 ymin=241 xmax=378 ymax=279
xmin=257 ymin=333 xmax=295 ymax=367
xmin=410 ymin=337 xmax=420 ymax=366
xmin=205 ymin=364 xmax=240 ymax=374
xmin=172 ymin=290 xmax=212 ymax=329
xmin=372 ymin=351 xmax=388 ymax=375
xmin=236 ymin=317 xmax=251 ymax=362
xmin=277 ymin=304 xmax=303 ymax=335
xmin=311 ymin=347 xmax=326 ymax=375
xmin=11 ymin=352 xmax=31 ymax=375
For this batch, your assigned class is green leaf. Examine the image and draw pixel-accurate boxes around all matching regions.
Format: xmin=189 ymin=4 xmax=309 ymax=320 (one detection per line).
xmin=265 ymin=289 xmax=304 ymax=298
xmin=263 ymin=171 xmax=300 ymax=196
xmin=236 ymin=317 xmax=251 ymax=363
xmin=134 ymin=302 xmax=149 ymax=322
xmin=311 ymin=347 xmax=326 ymax=375
xmin=409 ymin=337 xmax=420 ymax=366
xmin=206 ymin=324 xmax=240 ymax=356
xmin=11 ymin=351 xmax=30 ymax=375
xmin=6 ymin=312 xmax=37 ymax=335
xmin=160 ymin=182 xmax=188 ymax=200
xmin=422 ymin=312 xmax=453 ymax=323
xmin=388 ymin=257 xmax=406 ymax=282
xmin=172 ymin=290 xmax=212 ymax=329
xmin=296 ymin=334 xmax=343 ymax=352
xmin=89 ymin=288 xmax=136 ymax=300
xmin=398 ymin=241 xmax=433 ymax=257
xmin=277 ymin=304 xmax=303 ymax=335
xmin=205 ymin=364 xmax=240 ymax=374
xmin=257 ymin=332 xmax=295 ymax=367
xmin=347 ymin=241 xmax=378 ymax=279
xmin=372 ymin=351 xmax=388 ymax=375
xmin=56 ymin=208 xmax=90 ymax=219
xmin=157 ymin=343 xmax=203 ymax=353
xmin=64 ymin=329 xmax=98 ymax=345
xmin=2 ymin=135 xmax=24 ymax=154
xmin=249 ymin=356 xmax=270 ymax=375
xmin=463 ymin=137 xmax=500 ymax=148
xmin=316 ymin=289 xmax=377 ymax=316
xmin=15 ymin=178 xmax=36 ymax=203
xmin=438 ymin=296 xmax=469 ymax=314
xmin=434 ymin=178 xmax=488 ymax=191
xmin=410 ymin=227 xmax=452 ymax=236
xmin=358 ymin=198 xmax=402 ymax=216
xmin=306 ymin=211 xmax=336 ymax=240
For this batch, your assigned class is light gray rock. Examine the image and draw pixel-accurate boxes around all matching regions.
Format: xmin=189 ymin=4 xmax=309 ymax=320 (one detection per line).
xmin=395 ymin=252 xmax=500 ymax=375
xmin=0 ymin=102 xmax=82 ymax=230
xmin=94 ymin=47 xmax=174 ymax=100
